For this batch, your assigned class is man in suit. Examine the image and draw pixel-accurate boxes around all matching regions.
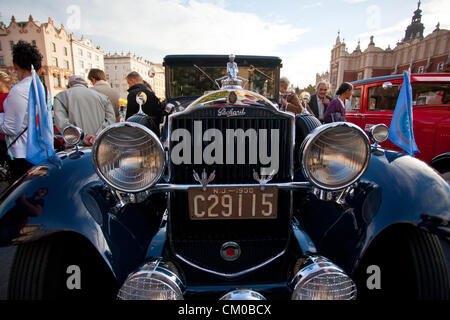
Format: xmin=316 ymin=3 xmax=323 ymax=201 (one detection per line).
xmin=308 ymin=81 xmax=332 ymax=122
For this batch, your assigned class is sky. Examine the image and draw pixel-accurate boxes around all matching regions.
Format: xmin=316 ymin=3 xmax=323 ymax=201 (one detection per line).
xmin=1 ymin=0 xmax=449 ymax=88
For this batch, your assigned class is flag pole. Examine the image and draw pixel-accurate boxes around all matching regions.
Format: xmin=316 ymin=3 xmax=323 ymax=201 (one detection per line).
xmin=30 ymin=65 xmax=45 ymax=141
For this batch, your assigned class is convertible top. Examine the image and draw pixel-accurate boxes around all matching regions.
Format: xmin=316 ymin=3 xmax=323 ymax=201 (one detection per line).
xmin=163 ymin=55 xmax=283 ymax=68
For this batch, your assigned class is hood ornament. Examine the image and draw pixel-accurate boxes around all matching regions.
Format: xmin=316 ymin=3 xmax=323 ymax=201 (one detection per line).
xmin=215 ymin=54 xmax=247 ymax=89
xmin=136 ymin=91 xmax=147 ymax=114
xmin=193 ymin=169 xmax=216 ymax=190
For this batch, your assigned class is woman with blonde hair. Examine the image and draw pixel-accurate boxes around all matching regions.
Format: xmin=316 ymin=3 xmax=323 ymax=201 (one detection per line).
xmin=279 ymin=77 xmax=304 ymax=114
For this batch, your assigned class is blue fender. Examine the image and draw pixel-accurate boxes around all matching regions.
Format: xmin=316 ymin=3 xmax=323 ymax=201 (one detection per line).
xmin=0 ymin=149 xmax=162 ymax=284
xmin=351 ymin=150 xmax=450 ymax=269
xmin=297 ymin=150 xmax=450 ymax=275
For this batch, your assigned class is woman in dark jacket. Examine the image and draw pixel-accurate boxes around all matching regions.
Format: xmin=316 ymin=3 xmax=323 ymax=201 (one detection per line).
xmin=323 ymin=82 xmax=353 ymax=123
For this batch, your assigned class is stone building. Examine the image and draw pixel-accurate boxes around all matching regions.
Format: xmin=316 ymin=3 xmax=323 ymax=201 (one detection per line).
xmin=328 ymin=2 xmax=449 ymax=95
xmin=150 ymin=63 xmax=165 ymax=100
xmin=0 ymin=15 xmax=74 ymax=98
xmin=104 ymin=52 xmax=165 ymax=100
xmin=315 ymin=71 xmax=330 ymax=87
xmin=70 ymin=35 xmax=104 ymax=81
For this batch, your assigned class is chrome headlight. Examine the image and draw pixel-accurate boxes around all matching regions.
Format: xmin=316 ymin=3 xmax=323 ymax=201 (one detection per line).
xmin=63 ymin=125 xmax=84 ymax=146
xmin=291 ymin=256 xmax=356 ymax=300
xmin=92 ymin=122 xmax=165 ymax=193
xmin=117 ymin=259 xmax=184 ymax=300
xmin=301 ymin=122 xmax=370 ymax=190
xmin=369 ymin=124 xmax=389 ymax=144
xmin=219 ymin=289 xmax=266 ymax=300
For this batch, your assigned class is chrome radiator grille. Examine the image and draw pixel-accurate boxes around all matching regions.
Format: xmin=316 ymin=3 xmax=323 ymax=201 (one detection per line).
xmin=168 ymin=106 xmax=294 ymax=184
xmin=167 ymin=106 xmax=294 ymax=276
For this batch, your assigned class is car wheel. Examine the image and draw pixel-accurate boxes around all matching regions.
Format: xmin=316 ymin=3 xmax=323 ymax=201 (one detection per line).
xmin=8 ymin=234 xmax=117 ymax=300
xmin=355 ymin=226 xmax=449 ymax=300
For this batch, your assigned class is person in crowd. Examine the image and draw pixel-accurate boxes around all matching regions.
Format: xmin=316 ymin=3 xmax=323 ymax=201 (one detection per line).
xmin=0 ymin=72 xmax=11 ymax=109
xmin=279 ymin=77 xmax=303 ymax=114
xmin=53 ymin=75 xmax=115 ymax=142
xmin=323 ymin=82 xmax=353 ymax=123
xmin=125 ymin=71 xmax=162 ymax=124
xmin=0 ymin=72 xmax=13 ymax=164
xmin=0 ymin=41 xmax=42 ymax=182
xmin=308 ymin=81 xmax=333 ymax=122
xmin=143 ymin=80 xmax=153 ymax=92
xmin=88 ymin=68 xmax=120 ymax=122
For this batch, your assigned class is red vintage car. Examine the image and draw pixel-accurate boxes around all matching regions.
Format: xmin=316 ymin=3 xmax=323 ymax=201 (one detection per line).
xmin=348 ymin=73 xmax=450 ymax=181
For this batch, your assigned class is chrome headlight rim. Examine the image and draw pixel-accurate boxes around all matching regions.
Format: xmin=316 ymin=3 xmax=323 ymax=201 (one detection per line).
xmin=369 ymin=123 xmax=389 ymax=144
xmin=290 ymin=255 xmax=357 ymax=300
xmin=301 ymin=122 xmax=371 ymax=191
xmin=117 ymin=258 xmax=185 ymax=300
xmin=92 ymin=121 xmax=165 ymax=193
xmin=63 ymin=125 xmax=84 ymax=146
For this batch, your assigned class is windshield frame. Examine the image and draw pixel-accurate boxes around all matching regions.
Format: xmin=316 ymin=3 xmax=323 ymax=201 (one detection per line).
xmin=163 ymin=55 xmax=282 ymax=101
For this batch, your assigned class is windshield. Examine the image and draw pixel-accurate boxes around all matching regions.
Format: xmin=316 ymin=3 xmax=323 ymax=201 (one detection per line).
xmin=168 ymin=65 xmax=278 ymax=100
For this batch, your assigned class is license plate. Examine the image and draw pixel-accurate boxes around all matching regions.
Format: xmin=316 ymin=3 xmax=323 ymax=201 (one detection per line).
xmin=188 ymin=186 xmax=278 ymax=220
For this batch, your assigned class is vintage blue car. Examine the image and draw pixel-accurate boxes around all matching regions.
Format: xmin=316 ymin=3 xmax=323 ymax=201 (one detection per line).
xmin=0 ymin=55 xmax=448 ymax=300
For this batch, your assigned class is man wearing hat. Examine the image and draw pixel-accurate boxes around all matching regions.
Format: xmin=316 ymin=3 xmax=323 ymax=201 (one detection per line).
xmin=54 ymin=75 xmax=115 ymax=139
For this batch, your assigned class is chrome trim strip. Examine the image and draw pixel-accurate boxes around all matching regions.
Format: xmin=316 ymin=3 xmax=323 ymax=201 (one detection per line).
xmin=184 ymin=88 xmax=278 ymax=112
xmin=146 ymin=181 xmax=311 ymax=193
xmin=175 ymin=250 xmax=286 ymax=279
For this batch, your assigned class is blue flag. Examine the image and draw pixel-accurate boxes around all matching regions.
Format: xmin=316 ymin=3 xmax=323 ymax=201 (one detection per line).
xmin=26 ymin=68 xmax=62 ymax=167
xmin=389 ymin=71 xmax=419 ymax=156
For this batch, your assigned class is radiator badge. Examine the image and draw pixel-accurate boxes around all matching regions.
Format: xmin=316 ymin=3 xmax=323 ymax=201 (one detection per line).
xmin=217 ymin=107 xmax=246 ymax=117
xmin=221 ymin=242 xmax=241 ymax=262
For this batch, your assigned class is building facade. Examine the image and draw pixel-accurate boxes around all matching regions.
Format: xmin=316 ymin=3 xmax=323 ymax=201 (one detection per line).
xmin=328 ymin=3 xmax=450 ymax=95
xmin=0 ymin=15 xmax=74 ymax=98
xmin=70 ymin=35 xmax=104 ymax=81
xmin=150 ymin=63 xmax=165 ymax=100
xmin=104 ymin=52 xmax=165 ymax=100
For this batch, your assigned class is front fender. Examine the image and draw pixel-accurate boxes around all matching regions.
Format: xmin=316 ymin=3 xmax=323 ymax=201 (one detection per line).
xmin=352 ymin=150 xmax=449 ymax=269
xmin=0 ymin=149 xmax=162 ymax=284
xmin=298 ymin=150 xmax=450 ymax=275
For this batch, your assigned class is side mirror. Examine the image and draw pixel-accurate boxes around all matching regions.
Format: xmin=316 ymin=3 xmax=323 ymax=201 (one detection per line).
xmin=62 ymin=125 xmax=85 ymax=159
xmin=63 ymin=125 xmax=84 ymax=146
xmin=368 ymin=124 xmax=389 ymax=149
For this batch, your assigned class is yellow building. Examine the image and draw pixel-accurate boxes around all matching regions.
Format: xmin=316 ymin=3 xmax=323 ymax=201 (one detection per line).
xmin=0 ymin=15 xmax=73 ymax=98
